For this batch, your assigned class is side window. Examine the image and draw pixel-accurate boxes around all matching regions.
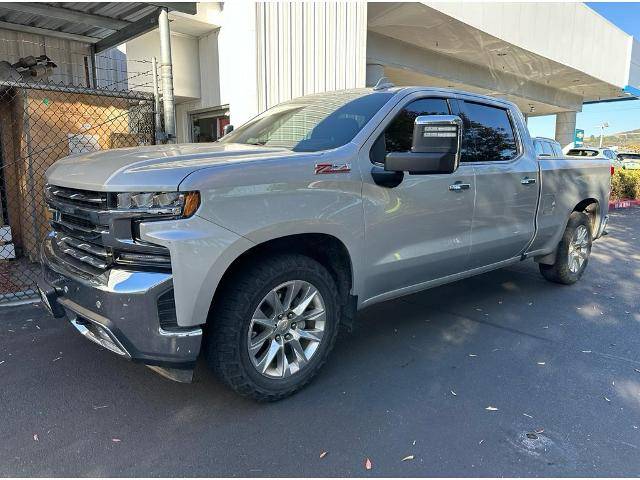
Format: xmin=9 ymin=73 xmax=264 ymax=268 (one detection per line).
xmin=460 ymin=102 xmax=518 ymax=162
xmin=534 ymin=140 xmax=544 ymax=156
xmin=551 ymin=143 xmax=563 ymax=157
xmin=541 ymin=141 xmax=554 ymax=156
xmin=384 ymin=98 xmax=450 ymax=153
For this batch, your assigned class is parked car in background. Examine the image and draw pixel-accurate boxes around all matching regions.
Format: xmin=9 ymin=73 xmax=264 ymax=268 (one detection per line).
xmin=38 ymin=86 xmax=611 ymax=401
xmin=566 ymin=147 xmax=622 ymax=170
xmin=533 ymin=137 xmax=563 ymax=157
xmin=617 ymin=152 xmax=640 ymax=170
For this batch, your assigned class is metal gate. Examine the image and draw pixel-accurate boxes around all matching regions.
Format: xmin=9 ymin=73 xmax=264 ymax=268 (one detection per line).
xmin=0 ymin=81 xmax=155 ymax=303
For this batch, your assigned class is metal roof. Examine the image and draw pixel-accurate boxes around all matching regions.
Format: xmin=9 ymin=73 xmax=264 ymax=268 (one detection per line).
xmin=0 ymin=2 xmax=196 ymax=52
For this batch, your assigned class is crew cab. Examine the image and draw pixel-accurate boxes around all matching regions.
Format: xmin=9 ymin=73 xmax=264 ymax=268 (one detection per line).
xmin=38 ymin=85 xmax=610 ymax=400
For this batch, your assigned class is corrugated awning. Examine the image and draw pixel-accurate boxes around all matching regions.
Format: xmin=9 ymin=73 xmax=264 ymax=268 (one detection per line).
xmin=0 ymin=2 xmax=196 ymax=52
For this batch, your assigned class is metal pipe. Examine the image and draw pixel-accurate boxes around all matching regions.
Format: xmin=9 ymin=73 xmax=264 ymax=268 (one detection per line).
xmin=152 ymin=56 xmax=162 ymax=143
xmin=158 ymin=8 xmax=176 ymax=143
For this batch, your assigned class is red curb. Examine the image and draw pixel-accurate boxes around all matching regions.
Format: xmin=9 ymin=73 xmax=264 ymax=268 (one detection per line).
xmin=609 ymin=199 xmax=640 ymax=210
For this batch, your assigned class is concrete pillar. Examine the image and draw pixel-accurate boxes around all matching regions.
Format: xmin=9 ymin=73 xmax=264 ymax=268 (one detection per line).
xmin=555 ymin=111 xmax=577 ymax=150
xmin=366 ymin=63 xmax=385 ymax=87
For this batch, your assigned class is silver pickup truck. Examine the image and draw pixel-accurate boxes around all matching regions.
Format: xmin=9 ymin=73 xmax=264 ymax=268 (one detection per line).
xmin=38 ymin=86 xmax=610 ymax=401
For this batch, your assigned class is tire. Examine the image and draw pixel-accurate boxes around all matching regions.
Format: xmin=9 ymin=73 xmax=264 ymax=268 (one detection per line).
xmin=205 ymin=253 xmax=341 ymax=401
xmin=539 ymin=211 xmax=592 ymax=285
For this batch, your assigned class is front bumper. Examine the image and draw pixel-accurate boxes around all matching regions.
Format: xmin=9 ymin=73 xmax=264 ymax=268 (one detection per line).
xmin=38 ymin=235 xmax=203 ymax=375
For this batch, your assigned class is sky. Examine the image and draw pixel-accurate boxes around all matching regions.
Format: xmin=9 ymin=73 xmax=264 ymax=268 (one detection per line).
xmin=527 ymin=2 xmax=640 ymax=139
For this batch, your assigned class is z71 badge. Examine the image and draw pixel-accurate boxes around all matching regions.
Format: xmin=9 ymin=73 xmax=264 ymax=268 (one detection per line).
xmin=314 ymin=163 xmax=351 ymax=175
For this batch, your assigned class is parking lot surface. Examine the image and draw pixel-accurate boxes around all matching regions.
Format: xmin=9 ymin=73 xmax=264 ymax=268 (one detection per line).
xmin=1 ymin=208 xmax=639 ymax=477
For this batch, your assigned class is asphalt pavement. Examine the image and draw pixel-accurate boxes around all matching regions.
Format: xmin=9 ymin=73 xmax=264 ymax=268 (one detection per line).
xmin=1 ymin=208 xmax=639 ymax=477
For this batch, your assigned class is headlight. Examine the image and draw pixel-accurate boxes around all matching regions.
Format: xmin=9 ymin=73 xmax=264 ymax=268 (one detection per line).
xmin=115 ymin=191 xmax=200 ymax=218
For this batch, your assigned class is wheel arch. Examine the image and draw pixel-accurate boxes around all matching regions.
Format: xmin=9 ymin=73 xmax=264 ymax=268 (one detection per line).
xmin=572 ymin=198 xmax=600 ymax=236
xmin=206 ymin=233 xmax=357 ymax=326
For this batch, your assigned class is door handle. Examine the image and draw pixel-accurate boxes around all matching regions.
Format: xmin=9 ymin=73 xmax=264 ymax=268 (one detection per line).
xmin=521 ymin=177 xmax=537 ymax=185
xmin=449 ymin=182 xmax=471 ymax=192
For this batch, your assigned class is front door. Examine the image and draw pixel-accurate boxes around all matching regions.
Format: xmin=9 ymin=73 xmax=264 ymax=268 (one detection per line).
xmin=455 ymin=99 xmax=539 ymax=268
xmin=360 ymin=94 xmax=475 ymax=302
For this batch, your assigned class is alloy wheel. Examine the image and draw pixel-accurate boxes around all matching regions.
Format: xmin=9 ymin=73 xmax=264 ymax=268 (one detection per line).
xmin=247 ymin=280 xmax=326 ymax=379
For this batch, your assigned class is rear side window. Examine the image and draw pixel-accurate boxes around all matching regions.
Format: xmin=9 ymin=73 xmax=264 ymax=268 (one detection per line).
xmin=384 ymin=98 xmax=451 ymax=153
xmin=534 ymin=140 xmax=545 ymax=156
xmin=460 ymin=102 xmax=518 ymax=162
xmin=541 ymin=141 xmax=554 ymax=156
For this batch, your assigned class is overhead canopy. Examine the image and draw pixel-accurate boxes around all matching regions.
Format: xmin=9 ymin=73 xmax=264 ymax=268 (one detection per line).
xmin=0 ymin=2 xmax=197 ymax=53
xmin=367 ymin=2 xmax=640 ymax=116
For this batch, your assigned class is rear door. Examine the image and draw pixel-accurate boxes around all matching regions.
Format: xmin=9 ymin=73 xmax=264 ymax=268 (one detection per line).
xmin=455 ymin=98 xmax=539 ymax=268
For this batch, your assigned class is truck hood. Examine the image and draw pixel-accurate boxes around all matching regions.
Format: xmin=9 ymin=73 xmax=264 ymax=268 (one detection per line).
xmin=46 ymin=142 xmax=300 ymax=191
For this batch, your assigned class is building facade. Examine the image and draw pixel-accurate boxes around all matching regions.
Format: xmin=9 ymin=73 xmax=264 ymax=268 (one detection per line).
xmin=124 ymin=1 xmax=640 ymax=147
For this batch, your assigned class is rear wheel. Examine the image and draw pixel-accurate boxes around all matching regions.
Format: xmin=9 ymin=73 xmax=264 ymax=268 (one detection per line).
xmin=206 ymin=254 xmax=340 ymax=401
xmin=539 ymin=211 xmax=592 ymax=285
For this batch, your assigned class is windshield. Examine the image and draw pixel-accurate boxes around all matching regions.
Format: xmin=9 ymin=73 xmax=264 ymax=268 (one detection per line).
xmin=220 ymin=90 xmax=394 ymax=152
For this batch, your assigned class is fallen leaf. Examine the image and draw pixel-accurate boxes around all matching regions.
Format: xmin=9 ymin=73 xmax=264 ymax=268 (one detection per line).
xmin=604 ymin=396 xmax=611 ymax=402
xmin=479 ymin=439 xmax=484 ymax=445
xmin=528 ymin=302 xmax=533 ymax=306
xmin=112 ymin=438 xmax=121 ymax=443
xmin=0 ymin=360 xmax=5 ymax=365
xmin=485 ymin=406 xmax=499 ymax=411
xmin=33 ymin=434 xmax=39 ymax=442
xmin=535 ymin=428 xmax=544 ymax=434
xmin=523 ymin=413 xmax=533 ymax=418
xmin=52 ymin=357 xmax=62 ymax=362
xmin=451 ymin=390 xmax=457 ymax=396
xmin=364 ymin=458 xmax=372 ymax=470
xmin=402 ymin=455 xmax=414 ymax=462
xmin=412 ymin=440 xmax=416 ymax=446
xmin=320 ymin=451 xmax=328 ymax=459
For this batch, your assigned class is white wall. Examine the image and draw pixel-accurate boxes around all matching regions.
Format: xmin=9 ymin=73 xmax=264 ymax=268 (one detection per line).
xmin=125 ymin=29 xmax=201 ymax=100
xmin=628 ymin=39 xmax=640 ymax=89
xmin=255 ymin=2 xmax=367 ymax=112
xmin=174 ymin=0 xmax=258 ymax=142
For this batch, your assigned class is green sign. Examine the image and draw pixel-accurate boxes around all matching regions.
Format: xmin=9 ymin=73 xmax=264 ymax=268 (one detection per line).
xmin=574 ymin=129 xmax=584 ymax=147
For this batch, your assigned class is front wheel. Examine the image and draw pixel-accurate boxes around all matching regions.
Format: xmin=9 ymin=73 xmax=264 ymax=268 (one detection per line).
xmin=539 ymin=211 xmax=592 ymax=285
xmin=206 ymin=254 xmax=341 ymax=401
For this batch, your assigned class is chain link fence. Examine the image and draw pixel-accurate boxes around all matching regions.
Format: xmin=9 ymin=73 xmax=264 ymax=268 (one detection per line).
xmin=0 ymin=42 xmax=158 ymax=303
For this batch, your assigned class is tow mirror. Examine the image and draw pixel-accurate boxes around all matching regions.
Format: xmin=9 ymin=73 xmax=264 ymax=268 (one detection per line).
xmin=385 ymin=115 xmax=462 ymax=174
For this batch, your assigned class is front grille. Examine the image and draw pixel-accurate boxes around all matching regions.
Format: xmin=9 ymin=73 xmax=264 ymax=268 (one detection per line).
xmin=46 ymin=185 xmax=109 ymax=209
xmin=46 ymin=184 xmax=171 ymax=272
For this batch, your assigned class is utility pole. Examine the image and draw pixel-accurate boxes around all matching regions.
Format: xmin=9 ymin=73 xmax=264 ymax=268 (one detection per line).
xmin=598 ymin=122 xmax=609 ymax=148
xmin=158 ymin=7 xmax=176 ymax=143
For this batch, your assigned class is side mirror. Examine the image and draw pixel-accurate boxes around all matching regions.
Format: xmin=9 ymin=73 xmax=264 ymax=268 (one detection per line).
xmin=223 ymin=124 xmax=234 ymax=136
xmin=385 ymin=115 xmax=462 ymax=174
